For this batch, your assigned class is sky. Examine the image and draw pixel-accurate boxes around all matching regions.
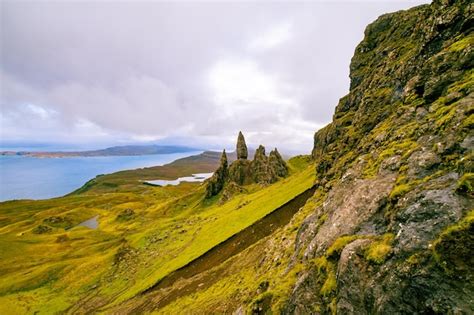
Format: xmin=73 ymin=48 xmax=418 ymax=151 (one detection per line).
xmin=1 ymin=0 xmax=430 ymax=154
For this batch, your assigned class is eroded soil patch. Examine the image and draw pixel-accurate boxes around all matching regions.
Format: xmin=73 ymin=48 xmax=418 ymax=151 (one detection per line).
xmin=120 ymin=186 xmax=316 ymax=312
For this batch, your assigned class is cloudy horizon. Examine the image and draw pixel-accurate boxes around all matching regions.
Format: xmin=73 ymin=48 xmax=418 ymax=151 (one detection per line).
xmin=1 ymin=0 xmax=430 ymax=154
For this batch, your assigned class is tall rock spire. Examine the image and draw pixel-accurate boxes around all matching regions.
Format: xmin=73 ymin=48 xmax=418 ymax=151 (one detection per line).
xmin=236 ymin=131 xmax=248 ymax=160
xmin=269 ymin=148 xmax=288 ymax=177
xmin=205 ymin=150 xmax=228 ymax=198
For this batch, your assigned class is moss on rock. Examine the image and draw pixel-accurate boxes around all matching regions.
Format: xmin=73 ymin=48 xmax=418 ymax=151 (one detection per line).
xmin=432 ymin=210 xmax=474 ymax=273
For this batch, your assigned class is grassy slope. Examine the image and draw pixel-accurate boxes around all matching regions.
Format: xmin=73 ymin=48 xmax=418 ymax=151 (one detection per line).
xmin=0 ymin=153 xmax=314 ymax=314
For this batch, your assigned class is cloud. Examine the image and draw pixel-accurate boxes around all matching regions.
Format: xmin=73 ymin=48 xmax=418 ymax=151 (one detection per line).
xmin=0 ymin=0 xmax=430 ymax=153
xmin=248 ymin=22 xmax=292 ymax=52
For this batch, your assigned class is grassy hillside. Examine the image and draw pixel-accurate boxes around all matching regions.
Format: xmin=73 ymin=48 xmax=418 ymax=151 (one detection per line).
xmin=0 ymin=153 xmax=314 ymax=314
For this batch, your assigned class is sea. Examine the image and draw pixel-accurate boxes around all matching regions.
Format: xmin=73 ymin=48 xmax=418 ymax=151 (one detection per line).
xmin=0 ymin=151 xmax=201 ymax=202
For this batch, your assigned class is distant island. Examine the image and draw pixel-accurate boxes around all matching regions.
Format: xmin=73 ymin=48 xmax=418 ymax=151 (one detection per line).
xmin=0 ymin=144 xmax=200 ymax=158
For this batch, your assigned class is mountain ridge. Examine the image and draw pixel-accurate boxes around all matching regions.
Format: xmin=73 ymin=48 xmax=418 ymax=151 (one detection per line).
xmin=0 ymin=144 xmax=200 ymax=158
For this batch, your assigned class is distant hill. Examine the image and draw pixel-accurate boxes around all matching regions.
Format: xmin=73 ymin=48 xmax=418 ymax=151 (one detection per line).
xmin=0 ymin=145 xmax=200 ymax=158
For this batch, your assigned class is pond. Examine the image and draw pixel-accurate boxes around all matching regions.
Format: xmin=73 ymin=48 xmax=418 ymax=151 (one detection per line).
xmin=77 ymin=215 xmax=99 ymax=229
xmin=144 ymin=173 xmax=213 ymax=186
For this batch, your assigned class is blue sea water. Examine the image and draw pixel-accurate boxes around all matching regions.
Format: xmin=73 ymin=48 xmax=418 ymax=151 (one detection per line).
xmin=0 ymin=152 xmax=201 ymax=202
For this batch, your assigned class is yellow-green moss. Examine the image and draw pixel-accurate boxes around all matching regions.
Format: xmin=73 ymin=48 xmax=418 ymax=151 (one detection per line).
xmin=447 ymin=33 xmax=474 ymax=52
xmin=461 ymin=114 xmax=474 ymax=130
xmin=320 ymin=269 xmax=337 ymax=296
xmin=432 ymin=210 xmax=474 ymax=273
xmin=329 ymin=297 xmax=338 ymax=315
xmin=326 ymin=235 xmax=361 ymax=259
xmin=406 ymin=251 xmax=430 ymax=266
xmin=365 ymin=234 xmax=394 ymax=264
xmin=389 ymin=183 xmax=411 ymax=199
xmin=456 ymin=173 xmax=474 ymax=194
xmin=362 ymin=139 xmax=418 ymax=178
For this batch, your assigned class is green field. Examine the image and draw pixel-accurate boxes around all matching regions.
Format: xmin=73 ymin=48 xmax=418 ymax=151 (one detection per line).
xmin=0 ymin=153 xmax=314 ymax=314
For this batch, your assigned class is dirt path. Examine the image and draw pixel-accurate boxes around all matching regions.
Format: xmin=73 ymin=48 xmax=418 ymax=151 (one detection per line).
xmin=117 ymin=186 xmax=316 ymax=313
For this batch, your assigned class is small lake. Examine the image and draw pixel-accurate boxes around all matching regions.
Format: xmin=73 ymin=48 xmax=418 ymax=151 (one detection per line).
xmin=0 ymin=151 xmax=202 ymax=201
xmin=77 ymin=215 xmax=99 ymax=229
xmin=145 ymin=173 xmax=213 ymax=186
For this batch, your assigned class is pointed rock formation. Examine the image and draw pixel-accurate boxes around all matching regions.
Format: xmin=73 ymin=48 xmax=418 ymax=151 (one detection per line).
xmin=236 ymin=131 xmax=248 ymax=160
xmin=269 ymin=148 xmax=288 ymax=177
xmin=252 ymin=145 xmax=275 ymax=184
xmin=205 ymin=132 xmax=289 ymax=198
xmin=205 ymin=150 xmax=228 ymax=198
xmin=228 ymin=159 xmax=252 ymax=185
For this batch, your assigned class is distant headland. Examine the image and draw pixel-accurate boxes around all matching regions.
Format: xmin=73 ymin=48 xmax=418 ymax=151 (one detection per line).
xmin=0 ymin=144 xmax=200 ymax=158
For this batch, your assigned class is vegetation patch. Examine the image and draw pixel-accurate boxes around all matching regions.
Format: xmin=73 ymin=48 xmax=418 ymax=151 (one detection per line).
xmin=364 ymin=233 xmax=394 ymax=264
xmin=116 ymin=208 xmax=136 ymax=222
xmin=447 ymin=33 xmax=474 ymax=52
xmin=249 ymin=291 xmax=273 ymax=314
xmin=432 ymin=210 xmax=474 ymax=273
xmin=43 ymin=216 xmax=73 ymax=229
xmin=326 ymin=235 xmax=362 ymax=259
xmin=389 ymin=183 xmax=411 ymax=200
xmin=456 ymin=173 xmax=474 ymax=195
xmin=32 ymin=225 xmax=52 ymax=234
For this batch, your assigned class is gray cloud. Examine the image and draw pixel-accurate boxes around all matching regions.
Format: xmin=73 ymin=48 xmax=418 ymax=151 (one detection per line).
xmin=0 ymin=0 xmax=429 ymax=153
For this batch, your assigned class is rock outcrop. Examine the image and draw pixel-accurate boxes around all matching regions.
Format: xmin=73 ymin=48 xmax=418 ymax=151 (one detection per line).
xmin=205 ymin=150 xmax=228 ymax=198
xmin=269 ymin=148 xmax=288 ymax=178
xmin=206 ymin=132 xmax=288 ymax=197
xmin=228 ymin=159 xmax=253 ymax=186
xmin=284 ymin=0 xmax=474 ymax=313
xmin=236 ymin=131 xmax=248 ymax=159
xmin=252 ymin=145 xmax=275 ymax=184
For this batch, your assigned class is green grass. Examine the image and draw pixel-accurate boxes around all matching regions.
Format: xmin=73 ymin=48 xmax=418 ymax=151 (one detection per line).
xmin=0 ymin=154 xmax=315 ymax=314
xmin=113 ymin=162 xmax=315 ymax=304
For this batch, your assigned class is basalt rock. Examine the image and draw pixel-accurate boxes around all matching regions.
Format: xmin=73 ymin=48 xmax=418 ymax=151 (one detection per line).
xmin=205 ymin=150 xmax=228 ymax=198
xmin=205 ymin=133 xmax=288 ymax=195
xmin=285 ymin=0 xmax=474 ymax=313
xmin=251 ymin=145 xmax=276 ymax=184
xmin=219 ymin=181 xmax=246 ymax=204
xmin=269 ymin=148 xmax=288 ymax=178
xmin=228 ymin=159 xmax=253 ymax=186
xmin=236 ymin=131 xmax=248 ymax=160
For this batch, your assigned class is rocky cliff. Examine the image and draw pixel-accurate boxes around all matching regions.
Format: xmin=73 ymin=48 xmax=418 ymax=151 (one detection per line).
xmin=285 ymin=0 xmax=473 ymax=313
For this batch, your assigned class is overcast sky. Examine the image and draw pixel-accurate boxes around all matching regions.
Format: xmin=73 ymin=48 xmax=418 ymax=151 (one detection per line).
xmin=1 ymin=0 xmax=429 ymax=153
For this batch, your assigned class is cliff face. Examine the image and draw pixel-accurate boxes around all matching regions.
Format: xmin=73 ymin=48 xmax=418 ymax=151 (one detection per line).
xmin=288 ymin=0 xmax=473 ymax=313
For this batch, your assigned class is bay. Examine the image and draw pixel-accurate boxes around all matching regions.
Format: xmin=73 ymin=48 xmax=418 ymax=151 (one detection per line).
xmin=0 ymin=151 xmax=201 ymax=201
